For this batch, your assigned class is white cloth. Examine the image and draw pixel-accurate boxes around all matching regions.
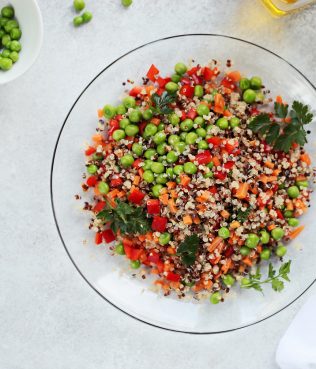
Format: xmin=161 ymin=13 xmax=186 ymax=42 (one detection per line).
xmin=276 ymin=294 xmax=316 ymax=369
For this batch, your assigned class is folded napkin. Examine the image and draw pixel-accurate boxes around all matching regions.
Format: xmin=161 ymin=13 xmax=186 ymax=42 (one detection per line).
xmin=276 ymin=293 xmax=316 ymax=369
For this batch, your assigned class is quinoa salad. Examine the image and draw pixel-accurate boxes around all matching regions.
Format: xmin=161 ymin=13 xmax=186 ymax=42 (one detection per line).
xmin=79 ymin=61 xmax=314 ymax=304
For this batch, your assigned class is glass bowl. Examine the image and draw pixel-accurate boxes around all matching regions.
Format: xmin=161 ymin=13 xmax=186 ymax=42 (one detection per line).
xmin=51 ymin=34 xmax=316 ymax=333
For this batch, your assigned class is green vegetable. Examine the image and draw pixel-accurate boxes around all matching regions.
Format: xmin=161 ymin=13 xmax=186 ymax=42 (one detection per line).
xmin=168 ymin=113 xmax=180 ymax=125
xmin=236 ymin=207 xmax=251 ymax=222
xmin=198 ymin=140 xmax=208 ymax=149
xmin=10 ymin=28 xmax=21 ymax=40
xmin=271 ymin=227 xmax=285 ymax=241
xmin=120 ymin=154 xmax=134 ymax=168
xmin=125 ymin=124 xmax=139 ymax=136
xmin=243 ymin=89 xmax=256 ymax=103
xmin=151 ymin=91 xmax=176 ymax=115
xmin=123 ymin=96 xmax=136 ymax=109
xmin=82 ymin=11 xmax=92 ymax=23
xmin=260 ymin=248 xmax=271 ymax=260
xmin=174 ymin=165 xmax=184 ymax=175
xmin=194 ymin=85 xmax=204 ymax=97
xmin=9 ymin=40 xmax=21 ymax=52
xmin=73 ymin=0 xmax=85 ymax=11
xmin=250 ymin=76 xmax=262 ymax=90
xmin=185 ymin=132 xmax=198 ymax=145
xmin=210 ymin=292 xmax=221 ymax=304
xmin=276 ymin=244 xmax=287 ymax=257
xmin=144 ymin=148 xmax=156 ymax=159
xmin=288 ymin=218 xmax=299 ymax=227
xmin=174 ymin=141 xmax=186 ymax=153
xmin=0 ymin=57 xmax=12 ymax=70
xmin=183 ymin=162 xmax=197 ymax=174
xmin=296 ymin=180 xmax=308 ymax=188
xmin=152 ymin=184 xmax=164 ymax=197
xmin=260 ymin=230 xmax=270 ymax=244
xmin=216 ymin=117 xmax=229 ymax=130
xmin=230 ymin=117 xmax=240 ymax=128
xmin=197 ymin=104 xmax=210 ymax=117
xmin=98 ymin=182 xmax=110 ymax=194
xmin=240 ymin=246 xmax=250 ymax=256
xmin=165 ymin=81 xmax=179 ymax=93
xmin=119 ymin=118 xmax=130 ymax=129
xmin=174 ymin=62 xmax=187 ymax=75
xmin=180 ymin=119 xmax=193 ymax=132
xmin=130 ymin=260 xmax=140 ymax=269
xmin=9 ymin=51 xmax=18 ymax=62
xmin=143 ymin=170 xmax=154 ymax=183
xmin=129 ymin=109 xmax=142 ymax=123
xmin=143 ymin=109 xmax=153 ymax=120
xmin=156 ymin=143 xmax=167 ymax=155
xmin=112 ymin=129 xmax=126 ymax=141
xmin=171 ymin=74 xmax=181 ymax=83
xmin=87 ymin=164 xmax=98 ymax=174
xmin=115 ymin=243 xmax=125 ymax=255
xmin=245 ymin=233 xmax=259 ymax=248
xmin=166 ymin=151 xmax=178 ymax=163
xmin=177 ymin=234 xmax=200 ymax=266
xmin=159 ymin=232 xmax=171 ymax=245
xmin=1 ymin=6 xmax=14 ymax=18
xmin=103 ymin=104 xmax=116 ymax=119
xmin=287 ymin=186 xmax=300 ymax=199
xmin=4 ymin=20 xmax=18 ymax=33
xmin=151 ymin=162 xmax=165 ymax=174
xmin=121 ymin=0 xmax=133 ymax=7
xmin=144 ymin=123 xmax=157 ymax=137
xmin=239 ymin=78 xmax=250 ymax=90
xmin=222 ymin=274 xmax=235 ymax=287
xmin=153 ymin=131 xmax=166 ymax=144
xmin=218 ymin=227 xmax=230 ymax=239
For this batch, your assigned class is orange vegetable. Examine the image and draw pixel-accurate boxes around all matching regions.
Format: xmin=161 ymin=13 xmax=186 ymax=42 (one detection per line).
xmin=267 ymin=224 xmax=276 ymax=231
xmin=167 ymin=247 xmax=176 ymax=255
xmin=221 ymin=210 xmax=230 ymax=219
xmin=133 ymin=176 xmax=140 ymax=186
xmin=159 ymin=193 xmax=169 ymax=205
xmin=166 ymin=181 xmax=176 ymax=189
xmin=296 ymin=175 xmax=307 ymax=182
xmin=235 ymin=183 xmax=249 ymax=199
xmin=288 ymin=225 xmax=305 ymax=239
xmin=92 ymin=133 xmax=104 ymax=144
xmin=213 ymin=93 xmax=225 ymax=114
xmin=192 ymin=216 xmax=201 ymax=224
xmin=272 ymin=169 xmax=281 ymax=176
xmin=286 ymin=200 xmax=294 ymax=211
xmin=151 ymin=117 xmax=161 ymax=126
xmin=264 ymin=161 xmax=275 ymax=169
xmin=168 ymin=198 xmax=178 ymax=213
xmin=170 ymin=190 xmax=178 ymax=199
xmin=212 ymin=156 xmax=221 ymax=167
xmin=208 ymin=236 xmax=223 ymax=253
xmin=276 ymin=95 xmax=283 ymax=104
xmin=230 ymin=220 xmax=240 ymax=229
xmin=227 ymin=70 xmax=241 ymax=82
xmin=180 ymin=174 xmax=191 ymax=187
xmin=183 ymin=215 xmax=193 ymax=225
xmin=97 ymin=109 xmax=103 ymax=118
xmin=107 ymin=189 xmax=119 ymax=198
xmin=223 ymin=109 xmax=232 ymax=117
xmin=221 ymin=258 xmax=233 ymax=274
xmin=300 ymin=153 xmax=311 ymax=165
xmin=242 ymin=257 xmax=253 ymax=267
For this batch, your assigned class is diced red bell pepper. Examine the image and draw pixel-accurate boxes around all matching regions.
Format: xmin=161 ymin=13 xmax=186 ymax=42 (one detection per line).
xmin=209 ymin=186 xmax=218 ymax=194
xmin=152 ymin=216 xmax=168 ymax=232
xmin=147 ymin=252 xmax=161 ymax=264
xmin=132 ymin=158 xmax=143 ymax=169
xmin=187 ymin=66 xmax=199 ymax=76
xmin=86 ymin=176 xmax=98 ymax=187
xmin=214 ymin=171 xmax=227 ymax=180
xmin=276 ymin=209 xmax=284 ymax=220
xmin=102 ymin=229 xmax=116 ymax=243
xmin=129 ymin=86 xmax=142 ymax=97
xmin=203 ymin=67 xmax=218 ymax=81
xmin=146 ymin=64 xmax=159 ymax=82
xmin=95 ymin=232 xmax=103 ymax=245
xmin=192 ymin=74 xmax=201 ymax=85
xmin=180 ymin=85 xmax=194 ymax=98
xmin=124 ymin=244 xmax=142 ymax=260
xmin=108 ymin=119 xmax=120 ymax=136
xmin=220 ymin=76 xmax=236 ymax=90
xmin=271 ymin=183 xmax=279 ymax=192
xmin=195 ymin=150 xmax=212 ymax=165
xmin=166 ymin=271 xmax=181 ymax=282
xmin=139 ymin=121 xmax=147 ymax=135
xmin=224 ymin=142 xmax=238 ymax=154
xmin=250 ymin=107 xmax=260 ymax=116
xmin=180 ymin=110 xmax=187 ymax=121
xmin=224 ymin=161 xmax=234 ymax=170
xmin=156 ymin=77 xmax=171 ymax=88
xmin=85 ymin=146 xmax=96 ymax=156
xmin=187 ymin=108 xmax=197 ymax=120
xmin=224 ymin=246 xmax=234 ymax=258
xmin=181 ymin=77 xmax=191 ymax=85
xmin=207 ymin=136 xmax=222 ymax=146
xmin=156 ymin=260 xmax=164 ymax=273
xmin=147 ymin=199 xmax=160 ymax=214
xmin=110 ymin=177 xmax=123 ymax=187
xmin=156 ymin=88 xmax=164 ymax=96
xmin=93 ymin=201 xmax=106 ymax=213
xmin=128 ymin=189 xmax=145 ymax=205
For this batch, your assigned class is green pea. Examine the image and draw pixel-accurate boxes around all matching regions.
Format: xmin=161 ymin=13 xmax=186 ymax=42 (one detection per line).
xmin=120 ymin=154 xmax=134 ymax=168
xmin=283 ymin=210 xmax=293 ymax=218
xmin=218 ymin=227 xmax=230 ymax=239
xmin=207 ymin=161 xmax=214 ymax=169
xmin=143 ymin=109 xmax=153 ymax=120
xmin=165 ymin=81 xmax=179 ymax=93
xmin=256 ymin=92 xmax=264 ymax=102
xmin=87 ymin=164 xmax=98 ymax=174
xmin=198 ymin=140 xmax=208 ymax=149
xmin=121 ymin=0 xmax=133 ymax=7
xmin=271 ymin=227 xmax=285 ymax=241
xmin=260 ymin=248 xmax=271 ymax=260
xmin=116 ymin=104 xmax=127 ymax=115
xmin=115 ymin=243 xmax=125 ymax=255
xmin=276 ymin=244 xmax=287 ymax=257
xmin=250 ymin=76 xmax=262 ymax=90
xmin=1 ymin=49 xmax=10 ymax=58
xmin=144 ymin=149 xmax=156 ymax=160
xmin=159 ymin=232 xmax=171 ymax=245
xmin=296 ymin=180 xmax=308 ymax=188
xmin=180 ymin=132 xmax=188 ymax=141
xmin=143 ymin=160 xmax=153 ymax=170
xmin=287 ymin=186 xmax=300 ymax=198
xmin=9 ymin=51 xmax=18 ymax=63
xmin=210 ymin=291 xmax=221 ymax=304
xmin=119 ymin=118 xmax=130 ymax=129
xmin=174 ymin=141 xmax=186 ymax=154
xmin=156 ymin=174 xmax=168 ymax=184
xmin=194 ymin=85 xmax=204 ymax=97
xmin=123 ymin=96 xmax=136 ymax=109
xmin=239 ymin=78 xmax=250 ymax=90
xmin=98 ymin=182 xmax=110 ymax=194
xmin=92 ymin=153 xmax=103 ymax=161
xmin=1 ymin=6 xmax=14 ymax=18
xmin=156 ymin=143 xmax=167 ymax=155
xmin=216 ymin=117 xmax=229 ymax=130
xmin=132 ymin=143 xmax=143 ymax=156
xmin=2 ymin=34 xmax=10 ymax=47
xmin=112 ymin=129 xmax=126 ymax=141
xmin=230 ymin=117 xmax=240 ymax=128
xmin=196 ymin=128 xmax=206 ymax=138
xmin=103 ymin=105 xmax=116 ymax=119
xmin=174 ymin=62 xmax=187 ymax=75
xmin=129 ymin=109 xmax=142 ymax=123
xmin=4 ymin=19 xmax=18 ymax=33
xmin=174 ymin=165 xmax=184 ymax=175
xmin=0 ymin=17 xmax=8 ymax=28
xmin=168 ymin=134 xmax=180 ymax=146
xmin=194 ymin=116 xmax=205 ymax=126
xmin=185 ymin=132 xmax=198 ymax=145
xmin=10 ymin=28 xmax=22 ymax=41
xmin=171 ymin=74 xmax=181 ymax=83
xmin=143 ymin=170 xmax=154 ymax=183
xmin=9 ymin=40 xmax=21 ymax=52
xmin=168 ymin=113 xmax=180 ymax=126
xmin=203 ymin=172 xmax=213 ymax=178
xmin=180 ymin=119 xmax=193 ymax=132
xmin=157 ymin=123 xmax=164 ymax=132
xmin=288 ymin=218 xmax=299 ymax=227
xmin=166 ymin=151 xmax=178 ymax=163
xmin=153 ymin=131 xmax=166 ymax=144
xmin=240 ymin=246 xmax=250 ymax=256
xmin=151 ymin=162 xmax=165 ymax=174
xmin=222 ymin=274 xmax=235 ymax=287
xmin=260 ymin=230 xmax=270 ymax=244
xmin=152 ymin=184 xmax=164 ymax=197
xmin=243 ymin=89 xmax=256 ymax=104
xmin=245 ymin=233 xmax=259 ymax=248
xmin=73 ymin=0 xmax=85 ymax=11
xmin=166 ymin=168 xmax=174 ymax=178
xmin=82 ymin=11 xmax=93 ymax=23
xmin=158 ymin=156 xmax=166 ymax=163
xmin=0 ymin=57 xmax=12 ymax=70
xmin=144 ymin=123 xmax=157 ymax=136
xmin=130 ymin=260 xmax=140 ymax=269
xmin=197 ymin=104 xmax=210 ymax=117
xmin=183 ymin=162 xmax=197 ymax=174
xmin=125 ymin=124 xmax=139 ymax=137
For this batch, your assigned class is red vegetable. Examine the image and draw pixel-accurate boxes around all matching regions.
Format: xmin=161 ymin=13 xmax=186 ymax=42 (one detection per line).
xmin=195 ymin=150 xmax=212 ymax=164
xmin=224 ymin=246 xmax=234 ymax=258
xmin=224 ymin=161 xmax=234 ymax=170
xmin=128 ymin=189 xmax=145 ymax=205
xmin=186 ymin=108 xmax=197 ymax=120
xmin=152 ymin=216 xmax=168 ymax=232
xmin=220 ymin=76 xmax=236 ymax=90
xmin=166 ymin=271 xmax=181 ymax=282
xmin=187 ymin=66 xmax=199 ymax=76
xmin=95 ymin=232 xmax=103 ymax=245
xmin=146 ymin=64 xmax=159 ymax=82
xmin=129 ymin=86 xmax=142 ymax=97
xmin=124 ymin=244 xmax=142 ymax=260
xmin=180 ymin=85 xmax=194 ymax=98
xmin=209 ymin=186 xmax=217 ymax=194
xmin=147 ymin=252 xmax=161 ymax=264
xmin=207 ymin=136 xmax=222 ymax=146
xmin=132 ymin=158 xmax=143 ymax=169
xmin=86 ymin=176 xmax=98 ymax=187
xmin=203 ymin=67 xmax=218 ymax=81
xmin=102 ymin=229 xmax=116 ymax=243
xmin=110 ymin=177 xmax=123 ymax=187
xmin=276 ymin=209 xmax=284 ymax=220
xmin=85 ymin=146 xmax=96 ymax=156
xmin=157 ymin=77 xmax=171 ymax=88
xmin=147 ymin=199 xmax=160 ymax=214
xmin=214 ymin=171 xmax=227 ymax=180
xmin=93 ymin=201 xmax=106 ymax=213
xmin=108 ymin=119 xmax=120 ymax=136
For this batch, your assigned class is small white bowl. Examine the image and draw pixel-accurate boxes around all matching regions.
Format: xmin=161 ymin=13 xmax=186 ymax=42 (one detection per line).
xmin=0 ymin=0 xmax=43 ymax=84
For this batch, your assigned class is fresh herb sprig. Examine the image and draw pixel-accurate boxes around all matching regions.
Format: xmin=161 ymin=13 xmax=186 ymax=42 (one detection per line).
xmin=97 ymin=199 xmax=150 ymax=235
xmin=236 ymin=207 xmax=252 ymax=223
xmin=241 ymin=260 xmax=291 ymax=292
xmin=177 ymin=234 xmax=200 ymax=266
xmin=248 ymin=101 xmax=313 ymax=153
xmin=151 ymin=91 xmax=176 ymax=115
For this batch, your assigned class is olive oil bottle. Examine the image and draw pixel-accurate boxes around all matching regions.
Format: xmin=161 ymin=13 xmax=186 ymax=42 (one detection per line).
xmin=262 ymin=0 xmax=316 ymax=16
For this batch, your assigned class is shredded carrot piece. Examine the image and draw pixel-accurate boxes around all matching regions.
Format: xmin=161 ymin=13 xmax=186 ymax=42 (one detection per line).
xmin=92 ymin=133 xmax=104 ymax=144
xmin=264 ymin=161 xmax=274 ymax=169
xmin=159 ymin=193 xmax=169 ymax=206
xmin=235 ymin=183 xmax=249 ymax=199
xmin=133 ymin=176 xmax=140 ymax=186
xmin=276 ymin=95 xmax=283 ymax=104
xmin=166 ymin=181 xmax=176 ymax=189
xmin=242 ymin=257 xmax=253 ymax=267
xmin=227 ymin=70 xmax=241 ymax=82
xmin=221 ymin=258 xmax=233 ymax=274
xmin=180 ymin=174 xmax=191 ymax=187
xmin=221 ymin=210 xmax=230 ymax=219
xmin=170 ymin=190 xmax=178 ymax=199
xmin=192 ymin=216 xmax=201 ymax=224
xmin=288 ymin=225 xmax=305 ymax=239
xmin=212 ymin=156 xmax=221 ymax=167
xmin=267 ymin=224 xmax=276 ymax=231
xmin=208 ymin=236 xmax=223 ymax=253
xmin=300 ymin=153 xmax=311 ymax=165
xmin=168 ymin=198 xmax=177 ymax=214
xmin=167 ymin=247 xmax=176 ymax=255
xmin=286 ymin=200 xmax=294 ymax=211
xmin=151 ymin=117 xmax=161 ymax=126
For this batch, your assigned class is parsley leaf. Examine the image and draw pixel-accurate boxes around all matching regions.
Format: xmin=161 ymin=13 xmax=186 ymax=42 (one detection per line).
xmin=151 ymin=91 xmax=176 ymax=115
xmin=97 ymin=199 xmax=150 ymax=235
xmin=236 ymin=207 xmax=252 ymax=223
xmin=274 ymin=102 xmax=288 ymax=119
xmin=177 ymin=234 xmax=200 ymax=266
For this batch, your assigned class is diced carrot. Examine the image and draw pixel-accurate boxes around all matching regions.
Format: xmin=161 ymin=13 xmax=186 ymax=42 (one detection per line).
xmin=196 ymin=191 xmax=211 ymax=203
xmin=133 ymin=176 xmax=140 ymax=186
xmin=284 ymin=117 xmax=292 ymax=123
xmin=286 ymin=200 xmax=294 ymax=211
xmin=242 ymin=257 xmax=253 ymax=267
xmin=183 ymin=215 xmax=193 ymax=225
xmin=221 ymin=258 xmax=233 ymax=274
xmin=159 ymin=193 xmax=169 ymax=205
xmin=294 ymin=199 xmax=307 ymax=212
xmin=227 ymin=70 xmax=241 ymax=82
xmin=212 ymin=156 xmax=221 ymax=167
xmin=267 ymin=224 xmax=276 ymax=231
xmin=138 ymin=168 xmax=144 ymax=177
xmin=239 ymin=264 xmax=246 ymax=273
xmin=296 ymin=175 xmax=307 ymax=182
xmin=167 ymin=247 xmax=176 ymax=255
xmin=235 ymin=183 xmax=249 ymax=199
xmin=223 ymin=109 xmax=232 ymax=117
xmin=94 ymin=186 xmax=101 ymax=196
xmin=107 ymin=189 xmax=119 ymax=198
xmin=170 ymin=282 xmax=180 ymax=289
xmin=300 ymin=153 xmax=311 ymax=165
xmin=230 ymin=221 xmax=240 ymax=229
xmin=250 ymin=186 xmax=258 ymax=195
xmin=151 ymin=118 xmax=161 ymax=126
xmin=166 ymin=181 xmax=176 ymax=189
xmin=197 ymin=204 xmax=206 ymax=212
xmin=288 ymin=225 xmax=305 ymax=239
xmin=168 ymin=198 xmax=178 ymax=213
xmin=276 ymin=95 xmax=283 ymax=104
xmin=97 ymin=109 xmax=103 ymax=118
xmin=138 ymin=234 xmax=146 ymax=242
xmin=208 ymin=236 xmax=223 ymax=253
xmin=213 ymin=93 xmax=225 ymax=114
xmin=160 ymin=187 xmax=168 ymax=195
xmin=145 ymin=85 xmax=155 ymax=95
xmin=257 ymin=245 xmax=262 ymax=253
xmin=264 ymin=161 xmax=275 ymax=169
xmin=272 ymin=169 xmax=281 ymax=176
xmin=116 ymin=191 xmax=125 ymax=198
xmin=203 ymin=280 xmax=213 ymax=290
xmin=92 ymin=134 xmax=104 ymax=144
xmin=170 ymin=190 xmax=178 ymax=199
xmin=180 ymin=174 xmax=191 ymax=187
xmin=151 ymin=269 xmax=159 ymax=275
xmin=221 ymin=210 xmax=230 ymax=219
xmin=192 ymin=216 xmax=201 ymax=224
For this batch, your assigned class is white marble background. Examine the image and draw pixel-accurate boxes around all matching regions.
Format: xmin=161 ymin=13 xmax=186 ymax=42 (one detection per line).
xmin=1 ymin=0 xmax=316 ymax=368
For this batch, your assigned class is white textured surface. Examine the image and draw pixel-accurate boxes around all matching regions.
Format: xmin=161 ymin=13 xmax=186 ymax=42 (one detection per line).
xmin=0 ymin=0 xmax=316 ymax=368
